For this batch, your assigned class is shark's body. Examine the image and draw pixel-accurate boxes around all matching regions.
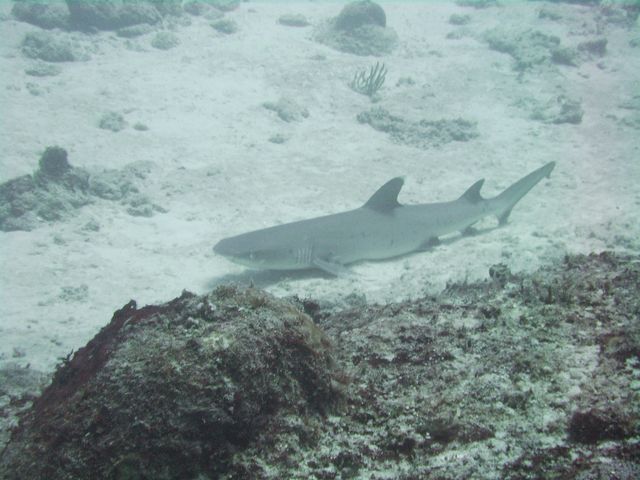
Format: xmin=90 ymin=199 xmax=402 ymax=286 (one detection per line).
xmin=214 ymin=162 xmax=555 ymax=275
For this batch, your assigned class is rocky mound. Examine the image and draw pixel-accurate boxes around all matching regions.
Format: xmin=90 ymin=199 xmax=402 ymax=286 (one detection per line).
xmin=0 ymin=146 xmax=165 ymax=231
xmin=314 ymin=0 xmax=398 ymax=56
xmin=1 ymin=252 xmax=638 ymax=479
xmin=0 ymin=287 xmax=341 ymax=479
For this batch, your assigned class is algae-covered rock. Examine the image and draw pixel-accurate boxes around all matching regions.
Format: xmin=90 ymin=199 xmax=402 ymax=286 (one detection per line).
xmin=484 ymin=27 xmax=563 ymax=71
xmin=0 ymin=149 xmax=165 ymax=231
xmin=1 ymin=253 xmax=638 ymax=478
xmin=24 ymin=61 xmax=62 ymax=77
xmin=13 ymin=0 xmax=185 ymax=30
xmin=449 ymin=13 xmax=471 ymax=25
xmin=21 ymin=31 xmax=88 ymax=62
xmin=528 ymin=95 xmax=584 ymax=124
xmin=357 ymin=107 xmax=479 ymax=148
xmin=312 ymin=252 xmax=640 ymax=479
xmin=0 ymin=364 xmax=49 ymax=449
xmin=0 ymin=147 xmax=91 ymax=231
xmin=98 ymin=111 xmax=127 ymax=131
xmin=0 ymin=287 xmax=341 ymax=480
xmin=150 ymin=30 xmax=179 ymax=49
xmin=263 ymin=97 xmax=310 ymax=122
xmin=314 ymin=0 xmax=398 ymax=56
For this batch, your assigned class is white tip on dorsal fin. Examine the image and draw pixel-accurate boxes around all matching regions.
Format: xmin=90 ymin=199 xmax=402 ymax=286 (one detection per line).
xmin=363 ymin=177 xmax=404 ymax=212
xmin=459 ymin=179 xmax=484 ymax=204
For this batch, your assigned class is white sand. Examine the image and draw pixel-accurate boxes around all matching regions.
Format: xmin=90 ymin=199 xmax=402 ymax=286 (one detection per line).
xmin=1 ymin=1 xmax=638 ymax=373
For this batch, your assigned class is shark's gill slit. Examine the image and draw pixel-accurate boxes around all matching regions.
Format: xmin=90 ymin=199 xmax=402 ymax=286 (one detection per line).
xmin=296 ymin=246 xmax=312 ymax=265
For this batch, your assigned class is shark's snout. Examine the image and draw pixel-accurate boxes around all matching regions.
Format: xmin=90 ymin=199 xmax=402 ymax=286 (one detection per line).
xmin=214 ymin=234 xmax=272 ymax=269
xmin=213 ymin=238 xmax=236 ymax=257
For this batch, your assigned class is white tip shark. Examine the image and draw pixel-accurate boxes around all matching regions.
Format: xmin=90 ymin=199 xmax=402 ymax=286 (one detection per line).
xmin=214 ymin=162 xmax=556 ymax=276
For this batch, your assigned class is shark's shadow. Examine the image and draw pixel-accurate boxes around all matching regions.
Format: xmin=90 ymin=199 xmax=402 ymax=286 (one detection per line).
xmin=205 ymin=267 xmax=335 ymax=290
xmin=206 ymin=225 xmax=500 ymax=289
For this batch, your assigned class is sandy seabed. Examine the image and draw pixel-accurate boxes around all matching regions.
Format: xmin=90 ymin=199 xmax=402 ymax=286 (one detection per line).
xmin=0 ymin=0 xmax=638 ymax=377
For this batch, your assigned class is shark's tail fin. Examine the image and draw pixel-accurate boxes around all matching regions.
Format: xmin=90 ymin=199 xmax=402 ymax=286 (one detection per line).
xmin=490 ymin=162 xmax=555 ymax=225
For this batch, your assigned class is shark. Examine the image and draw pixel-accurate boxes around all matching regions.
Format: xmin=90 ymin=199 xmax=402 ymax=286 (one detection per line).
xmin=214 ymin=162 xmax=556 ymax=276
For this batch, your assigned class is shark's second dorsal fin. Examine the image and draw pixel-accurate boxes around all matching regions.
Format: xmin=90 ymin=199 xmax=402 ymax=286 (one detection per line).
xmin=459 ymin=179 xmax=484 ymax=204
xmin=364 ymin=177 xmax=404 ymax=212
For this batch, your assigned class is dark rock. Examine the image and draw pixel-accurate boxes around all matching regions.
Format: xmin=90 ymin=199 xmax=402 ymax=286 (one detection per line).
xmin=38 ymin=146 xmax=70 ymax=178
xmin=334 ymin=0 xmax=386 ymax=31
xmin=568 ymin=408 xmax=634 ymax=444
xmin=551 ymin=46 xmax=580 ymax=66
xmin=208 ymin=0 xmax=240 ymax=12
xmin=65 ymin=0 xmax=163 ymax=30
xmin=88 ymin=169 xmax=138 ymax=201
xmin=211 ymin=18 xmax=238 ymax=34
xmin=183 ymin=0 xmax=211 ymax=16
xmin=456 ymin=0 xmax=499 ymax=8
xmin=12 ymin=1 xmax=70 ymax=29
xmin=125 ymin=194 xmax=167 ymax=217
xmin=278 ymin=13 xmax=310 ymax=27
xmin=98 ymin=111 xmax=127 ymax=131
xmin=578 ymin=37 xmax=607 ymax=57
xmin=488 ymin=263 xmax=513 ymax=287
xmin=151 ymin=30 xmax=179 ymax=49
xmin=530 ymin=95 xmax=584 ymax=124
xmin=314 ymin=0 xmax=397 ymax=56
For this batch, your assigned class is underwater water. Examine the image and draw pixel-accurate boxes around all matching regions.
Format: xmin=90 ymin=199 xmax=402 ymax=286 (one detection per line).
xmin=1 ymin=1 xmax=639 ymax=478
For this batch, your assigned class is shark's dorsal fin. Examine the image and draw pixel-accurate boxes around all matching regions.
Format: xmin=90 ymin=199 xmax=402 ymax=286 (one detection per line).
xmin=459 ymin=179 xmax=484 ymax=204
xmin=364 ymin=177 xmax=404 ymax=212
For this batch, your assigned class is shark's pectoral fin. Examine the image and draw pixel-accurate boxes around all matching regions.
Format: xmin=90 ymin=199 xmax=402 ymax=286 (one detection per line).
xmin=462 ymin=225 xmax=479 ymax=236
xmin=417 ymin=237 xmax=440 ymax=251
xmin=497 ymin=208 xmax=512 ymax=226
xmin=312 ymin=258 xmax=351 ymax=277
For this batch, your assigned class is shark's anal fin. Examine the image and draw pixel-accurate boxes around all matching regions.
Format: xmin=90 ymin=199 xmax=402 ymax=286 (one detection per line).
xmin=363 ymin=177 xmax=404 ymax=213
xmin=312 ymin=258 xmax=352 ymax=277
